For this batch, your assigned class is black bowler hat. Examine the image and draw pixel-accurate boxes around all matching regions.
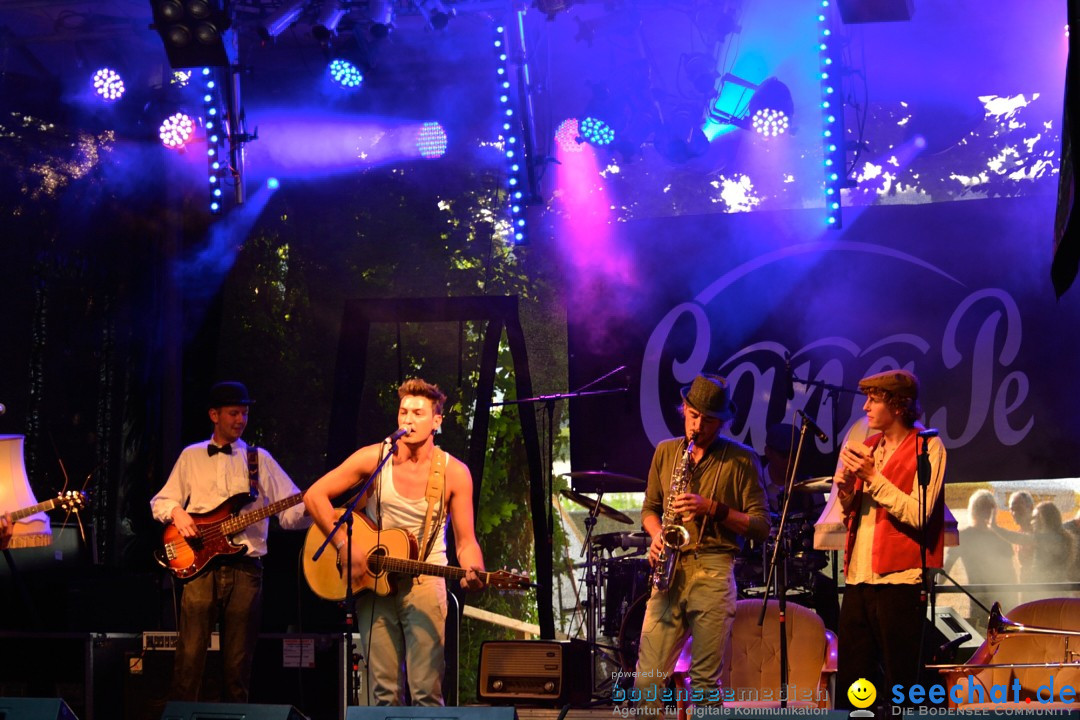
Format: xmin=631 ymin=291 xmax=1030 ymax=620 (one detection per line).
xmin=208 ymin=381 xmax=255 ymax=409
xmin=680 ymin=374 xmax=737 ymax=421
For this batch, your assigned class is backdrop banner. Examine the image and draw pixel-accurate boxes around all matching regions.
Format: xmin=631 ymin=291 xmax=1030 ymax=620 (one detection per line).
xmin=567 ymin=196 xmax=1078 ymax=483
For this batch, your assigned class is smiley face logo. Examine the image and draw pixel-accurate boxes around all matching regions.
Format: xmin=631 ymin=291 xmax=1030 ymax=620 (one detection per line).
xmin=847 ymin=678 xmax=876 ymax=709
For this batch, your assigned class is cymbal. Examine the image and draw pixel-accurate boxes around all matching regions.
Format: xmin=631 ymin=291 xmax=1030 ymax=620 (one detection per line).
xmin=559 ymin=489 xmax=634 ymax=525
xmin=564 ymin=470 xmax=646 ymax=493
xmin=792 ymin=477 xmax=833 ymax=493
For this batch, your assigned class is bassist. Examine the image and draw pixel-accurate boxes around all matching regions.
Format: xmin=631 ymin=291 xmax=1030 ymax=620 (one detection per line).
xmin=150 ymin=381 xmax=311 ymax=703
xmin=303 ymin=377 xmax=485 ymax=706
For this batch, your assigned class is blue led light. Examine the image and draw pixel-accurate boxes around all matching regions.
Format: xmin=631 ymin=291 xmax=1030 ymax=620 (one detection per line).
xmin=416 ymin=121 xmax=448 ymax=158
xmin=330 ymin=59 xmax=364 ymax=88
xmin=579 ymin=116 xmax=615 ymax=146
xmin=211 ymin=202 xmax=220 ymax=211
xmin=92 ymin=68 xmax=125 ymax=101
xmin=267 ymin=177 xmax=280 ymax=189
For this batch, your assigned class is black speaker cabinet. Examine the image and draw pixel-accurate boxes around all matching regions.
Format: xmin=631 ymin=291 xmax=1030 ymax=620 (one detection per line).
xmin=0 ymin=697 xmax=80 ymax=720
xmin=347 ymin=708 xmax=516 ymax=720
xmin=160 ymin=702 xmax=308 ymax=720
xmin=477 ymin=639 xmax=590 ymax=707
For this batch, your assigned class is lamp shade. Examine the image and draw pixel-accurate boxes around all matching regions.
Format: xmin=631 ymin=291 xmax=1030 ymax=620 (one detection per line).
xmin=0 ymin=434 xmax=52 ymax=548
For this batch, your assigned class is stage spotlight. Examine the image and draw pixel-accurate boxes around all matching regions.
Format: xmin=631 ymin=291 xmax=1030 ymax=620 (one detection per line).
xmin=329 ymin=58 xmax=363 ymax=88
xmin=707 ymin=74 xmax=793 ymax=139
xmin=416 ymin=122 xmax=448 ymax=158
xmin=150 ymin=0 xmax=233 ymax=68
xmin=368 ymin=0 xmax=394 ymax=38
xmin=312 ymin=0 xmax=347 ymax=40
xmin=267 ymin=177 xmax=280 ymax=189
xmin=578 ymin=116 xmax=615 ymax=147
xmin=416 ymin=0 xmax=453 ymax=30
xmin=555 ymin=118 xmax=584 ymax=153
xmin=92 ymin=68 xmax=125 ymax=101
xmin=159 ymin=112 xmax=195 ymax=150
xmin=258 ymin=0 xmax=307 ymax=41
xmin=746 ymin=77 xmax=793 ymax=138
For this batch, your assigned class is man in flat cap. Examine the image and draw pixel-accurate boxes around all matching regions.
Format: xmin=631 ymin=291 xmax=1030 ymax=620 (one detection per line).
xmin=833 ymin=368 xmax=946 ymax=712
xmin=633 ymin=373 xmax=770 ymax=713
xmin=151 ymin=382 xmax=311 ymax=703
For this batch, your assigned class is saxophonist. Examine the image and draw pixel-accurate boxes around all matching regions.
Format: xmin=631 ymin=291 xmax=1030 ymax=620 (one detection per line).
xmin=634 ymin=373 xmax=771 ymax=713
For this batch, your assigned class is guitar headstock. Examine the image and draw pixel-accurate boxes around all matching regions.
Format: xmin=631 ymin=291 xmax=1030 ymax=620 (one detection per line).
xmin=57 ymin=490 xmax=87 ymax=512
xmin=487 ymin=568 xmax=532 ymax=590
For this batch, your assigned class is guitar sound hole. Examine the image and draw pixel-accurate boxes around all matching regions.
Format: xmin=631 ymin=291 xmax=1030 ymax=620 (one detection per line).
xmin=370 ymin=546 xmax=388 ymax=577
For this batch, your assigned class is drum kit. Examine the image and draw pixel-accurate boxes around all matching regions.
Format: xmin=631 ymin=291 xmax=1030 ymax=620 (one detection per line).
xmin=560 ymin=470 xmax=833 ymax=688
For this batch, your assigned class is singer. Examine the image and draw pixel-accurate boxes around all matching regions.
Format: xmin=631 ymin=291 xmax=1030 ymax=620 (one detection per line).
xmin=833 ymin=369 xmax=946 ymax=713
xmin=303 ymin=378 xmax=486 ymax=706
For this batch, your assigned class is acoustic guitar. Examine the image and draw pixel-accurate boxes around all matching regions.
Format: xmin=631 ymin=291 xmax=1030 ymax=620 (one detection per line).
xmin=155 ymin=492 xmax=303 ymax=580
xmin=302 ymin=509 xmax=531 ymax=601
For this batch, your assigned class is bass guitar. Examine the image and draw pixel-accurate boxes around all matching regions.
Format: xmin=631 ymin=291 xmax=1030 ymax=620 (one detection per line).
xmin=156 ymin=492 xmax=303 ymax=580
xmin=302 ymin=509 xmax=531 ymax=601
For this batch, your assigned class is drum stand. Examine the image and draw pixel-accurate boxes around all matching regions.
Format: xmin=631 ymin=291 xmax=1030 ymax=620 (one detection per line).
xmin=578 ymin=498 xmax=622 ymax=700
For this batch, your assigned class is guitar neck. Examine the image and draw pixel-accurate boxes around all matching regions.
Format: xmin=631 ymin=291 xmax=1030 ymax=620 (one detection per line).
xmin=371 ymin=555 xmax=479 ymax=583
xmin=219 ymin=494 xmax=304 ymax=535
xmin=10 ymin=497 xmax=61 ymax=522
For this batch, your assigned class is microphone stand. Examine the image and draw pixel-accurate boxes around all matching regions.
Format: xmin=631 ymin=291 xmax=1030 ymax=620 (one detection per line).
xmin=310 ymin=432 xmax=403 ymax=705
xmin=788 ymin=368 xmax=861 ymax=585
xmin=492 ymin=365 xmax=628 ymax=697
xmin=758 ymin=420 xmax=814 ymax=709
xmin=916 ymin=433 xmax=933 ymax=687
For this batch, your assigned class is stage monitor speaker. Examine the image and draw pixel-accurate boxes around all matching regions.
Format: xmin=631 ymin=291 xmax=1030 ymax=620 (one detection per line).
xmin=836 ymin=0 xmax=914 ymax=23
xmin=159 ymin=702 xmax=308 ymax=720
xmin=347 ymin=708 xmax=516 ymax=720
xmin=477 ymin=639 xmax=590 ymax=707
xmin=929 ymin=605 xmax=983 ymax=663
xmin=0 ymin=697 xmax=79 ymax=720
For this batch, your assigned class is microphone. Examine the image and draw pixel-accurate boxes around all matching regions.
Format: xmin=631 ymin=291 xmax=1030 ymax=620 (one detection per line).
xmin=917 ymin=428 xmax=940 ymax=439
xmin=783 ymin=352 xmax=794 ymax=401
xmin=388 ymin=426 xmax=412 ymax=442
xmin=935 ymin=633 xmax=971 ymax=662
xmin=797 ymin=409 xmax=829 ymax=443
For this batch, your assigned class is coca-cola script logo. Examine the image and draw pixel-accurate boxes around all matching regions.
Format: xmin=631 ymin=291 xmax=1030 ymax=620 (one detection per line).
xmin=640 ymin=242 xmax=1032 ymax=452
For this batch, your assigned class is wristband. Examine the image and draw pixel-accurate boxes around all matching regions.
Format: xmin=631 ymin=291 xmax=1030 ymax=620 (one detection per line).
xmin=335 ymin=538 xmax=347 ymax=551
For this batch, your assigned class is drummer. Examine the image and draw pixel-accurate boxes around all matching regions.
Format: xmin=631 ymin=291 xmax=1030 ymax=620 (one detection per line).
xmin=762 ymin=422 xmax=838 ymax=630
xmin=761 ymin=422 xmax=825 ymax=516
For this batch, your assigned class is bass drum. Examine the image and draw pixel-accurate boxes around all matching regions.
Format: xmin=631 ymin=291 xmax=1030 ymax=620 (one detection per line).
xmin=603 ymin=557 xmax=651 ymax=637
xmin=616 ymin=592 xmax=693 ymax=677
xmin=616 ymin=592 xmax=650 ymax=672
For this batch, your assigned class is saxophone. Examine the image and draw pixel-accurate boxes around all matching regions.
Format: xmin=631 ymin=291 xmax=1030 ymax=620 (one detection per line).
xmin=650 ymin=436 xmax=695 ymax=591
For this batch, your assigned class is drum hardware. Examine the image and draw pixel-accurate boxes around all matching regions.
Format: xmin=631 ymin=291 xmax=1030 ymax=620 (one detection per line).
xmin=792 ymin=476 xmax=833 ymax=493
xmin=591 ymin=530 xmax=650 ymax=550
xmin=927 ymin=602 xmax=1080 ymax=671
xmin=560 ymin=488 xmax=634 ymax=525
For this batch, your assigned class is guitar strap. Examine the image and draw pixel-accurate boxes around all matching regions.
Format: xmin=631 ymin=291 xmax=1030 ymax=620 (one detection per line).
xmin=246 ymin=446 xmax=260 ymax=500
xmin=418 ymin=448 xmax=447 ymax=562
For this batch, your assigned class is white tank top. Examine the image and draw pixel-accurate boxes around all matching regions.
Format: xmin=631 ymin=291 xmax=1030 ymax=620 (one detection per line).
xmin=365 ymin=448 xmax=449 ymax=565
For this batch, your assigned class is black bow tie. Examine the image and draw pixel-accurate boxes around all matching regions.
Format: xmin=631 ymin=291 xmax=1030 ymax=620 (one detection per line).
xmin=208 ymin=443 xmax=233 ymax=457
